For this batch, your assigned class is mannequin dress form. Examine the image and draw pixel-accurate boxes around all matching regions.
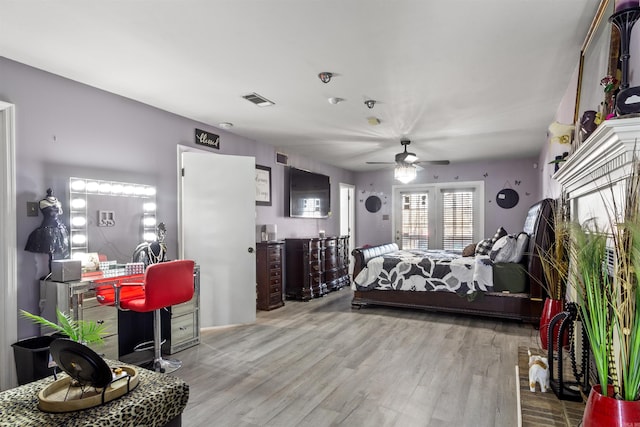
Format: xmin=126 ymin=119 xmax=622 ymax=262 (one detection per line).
xmin=25 ymin=189 xmax=70 ymax=272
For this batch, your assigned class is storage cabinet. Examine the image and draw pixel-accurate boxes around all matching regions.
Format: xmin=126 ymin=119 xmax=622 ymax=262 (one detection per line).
xmin=284 ymin=236 xmax=350 ymax=300
xmin=256 ymin=241 xmax=285 ymax=310
xmin=163 ymin=265 xmax=200 ymax=354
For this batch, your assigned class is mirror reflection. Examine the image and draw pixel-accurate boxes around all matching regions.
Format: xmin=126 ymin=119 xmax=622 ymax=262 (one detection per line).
xmin=68 ymin=177 xmax=157 ymax=265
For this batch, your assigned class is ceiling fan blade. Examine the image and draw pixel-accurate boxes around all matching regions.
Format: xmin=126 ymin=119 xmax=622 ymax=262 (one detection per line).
xmin=416 ymin=160 xmax=450 ymax=165
xmin=366 ymin=161 xmax=395 ymax=164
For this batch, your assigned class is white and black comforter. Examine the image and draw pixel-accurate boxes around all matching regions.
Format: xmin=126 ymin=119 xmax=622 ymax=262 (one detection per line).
xmin=352 ymin=249 xmax=494 ymax=296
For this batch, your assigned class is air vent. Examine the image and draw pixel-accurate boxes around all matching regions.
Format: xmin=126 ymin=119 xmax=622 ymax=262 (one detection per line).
xmin=242 ymin=93 xmax=275 ymax=107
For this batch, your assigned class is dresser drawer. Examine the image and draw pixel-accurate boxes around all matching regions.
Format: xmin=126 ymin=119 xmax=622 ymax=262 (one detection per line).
xmin=172 ymin=295 xmax=197 ymax=317
xmin=269 ymin=293 xmax=283 ymax=306
xmin=171 ymin=312 xmax=198 ymax=345
xmin=270 ymin=282 xmax=282 ymax=293
xmin=87 ymin=333 xmax=119 ymax=360
xmin=267 ymin=248 xmax=281 ymax=261
xmin=82 ymin=303 xmax=118 ymax=337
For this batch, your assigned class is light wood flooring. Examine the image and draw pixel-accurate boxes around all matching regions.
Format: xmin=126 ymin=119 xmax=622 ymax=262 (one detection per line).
xmin=175 ymin=289 xmax=538 ymax=427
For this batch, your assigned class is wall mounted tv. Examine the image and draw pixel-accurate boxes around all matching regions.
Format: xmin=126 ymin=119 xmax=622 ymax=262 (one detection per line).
xmin=288 ymin=167 xmax=331 ymax=218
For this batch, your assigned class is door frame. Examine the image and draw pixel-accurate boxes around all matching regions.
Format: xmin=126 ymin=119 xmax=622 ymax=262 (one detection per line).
xmin=339 ymin=183 xmax=355 ymax=273
xmin=0 ymin=101 xmax=17 ymax=390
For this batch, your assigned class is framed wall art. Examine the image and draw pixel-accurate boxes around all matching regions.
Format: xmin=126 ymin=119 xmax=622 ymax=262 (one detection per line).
xmin=255 ymin=165 xmax=272 ymax=206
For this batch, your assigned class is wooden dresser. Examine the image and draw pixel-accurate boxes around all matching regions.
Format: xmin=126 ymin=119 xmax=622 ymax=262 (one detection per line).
xmin=284 ymin=236 xmax=350 ymax=301
xmin=256 ymin=241 xmax=285 ymax=310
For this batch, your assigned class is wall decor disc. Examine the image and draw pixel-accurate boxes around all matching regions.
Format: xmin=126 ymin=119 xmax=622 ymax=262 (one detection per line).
xmin=365 ymin=195 xmax=382 ymax=213
xmin=496 ymin=188 xmax=519 ymax=209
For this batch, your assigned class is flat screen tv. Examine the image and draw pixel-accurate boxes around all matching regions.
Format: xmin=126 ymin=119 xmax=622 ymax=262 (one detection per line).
xmin=289 ymin=167 xmax=331 ymax=218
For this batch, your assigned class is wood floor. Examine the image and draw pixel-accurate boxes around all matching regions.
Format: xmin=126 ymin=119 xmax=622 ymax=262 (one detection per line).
xmin=175 ymin=289 xmax=538 ymax=427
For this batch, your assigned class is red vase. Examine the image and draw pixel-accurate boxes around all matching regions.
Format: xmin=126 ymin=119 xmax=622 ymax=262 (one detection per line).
xmin=539 ymin=298 xmax=564 ymax=350
xmin=583 ymin=385 xmax=640 ymax=427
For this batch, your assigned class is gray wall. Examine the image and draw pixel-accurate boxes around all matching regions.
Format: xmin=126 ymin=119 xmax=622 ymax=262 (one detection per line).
xmin=354 ymin=158 xmax=540 ymax=247
xmin=0 ymin=57 xmax=355 ymax=338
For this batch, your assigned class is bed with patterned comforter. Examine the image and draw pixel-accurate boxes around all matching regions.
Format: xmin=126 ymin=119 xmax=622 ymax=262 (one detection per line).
xmin=353 ymin=249 xmax=493 ymax=296
xmin=350 ymin=199 xmax=556 ymax=324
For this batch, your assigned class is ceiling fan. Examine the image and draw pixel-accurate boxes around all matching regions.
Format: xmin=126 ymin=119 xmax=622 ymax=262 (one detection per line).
xmin=366 ymin=139 xmax=450 ymax=166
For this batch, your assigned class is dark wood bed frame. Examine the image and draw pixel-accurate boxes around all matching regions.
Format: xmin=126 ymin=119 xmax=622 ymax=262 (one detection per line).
xmin=351 ymin=199 xmax=555 ymax=324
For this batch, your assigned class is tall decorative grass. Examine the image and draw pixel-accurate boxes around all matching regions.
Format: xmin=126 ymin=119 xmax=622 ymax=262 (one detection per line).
xmin=570 ymin=157 xmax=640 ymax=400
xmin=538 ymin=198 xmax=569 ymax=301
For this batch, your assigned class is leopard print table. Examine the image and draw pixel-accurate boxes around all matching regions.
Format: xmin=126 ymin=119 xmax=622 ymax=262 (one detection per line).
xmin=0 ymin=360 xmax=189 ymax=426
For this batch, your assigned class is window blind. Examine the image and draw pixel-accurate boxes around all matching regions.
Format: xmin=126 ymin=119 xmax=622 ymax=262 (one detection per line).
xmin=401 ymin=192 xmax=429 ymax=249
xmin=441 ymin=189 xmax=474 ymax=251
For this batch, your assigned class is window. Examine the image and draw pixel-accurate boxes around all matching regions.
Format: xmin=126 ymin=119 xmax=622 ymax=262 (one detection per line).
xmin=394 ymin=181 xmax=483 ymax=250
xmin=401 ymin=193 xmax=429 ymax=250
xmin=441 ymin=189 xmax=474 ymax=250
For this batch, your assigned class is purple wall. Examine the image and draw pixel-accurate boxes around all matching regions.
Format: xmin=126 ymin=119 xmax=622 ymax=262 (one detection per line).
xmin=0 ymin=57 xmax=355 ymax=338
xmin=2 ymin=56 xmax=543 ymax=339
xmin=354 ymin=158 xmax=541 ymax=247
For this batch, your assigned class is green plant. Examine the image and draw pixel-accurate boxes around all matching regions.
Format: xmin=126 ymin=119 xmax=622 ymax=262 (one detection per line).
xmin=569 ymin=159 xmax=640 ymax=401
xmin=20 ymin=308 xmax=107 ymax=345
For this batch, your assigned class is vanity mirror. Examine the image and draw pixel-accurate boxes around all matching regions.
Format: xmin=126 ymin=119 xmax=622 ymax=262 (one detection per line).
xmin=68 ymin=177 xmax=157 ymax=264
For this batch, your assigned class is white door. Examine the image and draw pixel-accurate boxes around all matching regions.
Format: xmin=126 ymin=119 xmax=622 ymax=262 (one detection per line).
xmin=339 ymin=183 xmax=355 ymax=273
xmin=180 ymin=151 xmax=256 ymax=328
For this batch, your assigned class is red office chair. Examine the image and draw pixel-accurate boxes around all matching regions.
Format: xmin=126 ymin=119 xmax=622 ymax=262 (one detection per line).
xmin=114 ymin=259 xmax=195 ymax=373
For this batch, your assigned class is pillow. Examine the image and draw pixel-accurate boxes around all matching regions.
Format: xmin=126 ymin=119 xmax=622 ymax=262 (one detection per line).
xmin=476 ymin=227 xmax=508 ymax=256
xmin=490 ymin=234 xmax=518 ymax=263
xmin=475 ymin=238 xmax=493 ymax=256
xmin=491 ymin=226 xmax=508 ymax=245
xmin=462 ymin=242 xmax=477 ymax=257
xmin=513 ymin=232 xmax=529 ymax=263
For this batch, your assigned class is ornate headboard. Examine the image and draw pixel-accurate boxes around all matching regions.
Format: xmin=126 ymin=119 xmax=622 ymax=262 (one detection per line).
xmin=523 ymin=198 xmax=555 ymax=300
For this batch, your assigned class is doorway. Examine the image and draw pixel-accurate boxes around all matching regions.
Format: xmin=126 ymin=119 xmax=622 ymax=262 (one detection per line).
xmin=339 ymin=183 xmax=355 ymax=274
xmin=0 ymin=101 xmax=17 ymax=390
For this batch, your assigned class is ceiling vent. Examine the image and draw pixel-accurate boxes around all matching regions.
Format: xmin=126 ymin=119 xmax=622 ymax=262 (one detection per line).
xmin=242 ymin=93 xmax=275 ymax=107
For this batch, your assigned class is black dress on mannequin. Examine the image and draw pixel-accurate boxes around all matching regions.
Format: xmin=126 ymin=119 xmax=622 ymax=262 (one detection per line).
xmin=25 ymin=189 xmax=70 ymax=272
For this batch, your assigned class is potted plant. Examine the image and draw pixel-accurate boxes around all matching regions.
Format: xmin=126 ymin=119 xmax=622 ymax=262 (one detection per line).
xmin=12 ymin=308 xmax=107 ymax=385
xmin=537 ymin=198 xmax=570 ymax=350
xmin=20 ymin=308 xmax=107 ymax=345
xmin=569 ymin=160 xmax=640 ymax=426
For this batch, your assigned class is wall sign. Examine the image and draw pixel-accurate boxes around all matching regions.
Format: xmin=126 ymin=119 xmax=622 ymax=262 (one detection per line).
xmin=195 ymin=129 xmax=220 ymax=150
xmin=255 ymin=165 xmax=272 ymax=206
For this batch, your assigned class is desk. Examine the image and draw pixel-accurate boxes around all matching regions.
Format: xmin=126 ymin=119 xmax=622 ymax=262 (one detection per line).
xmin=39 ymin=267 xmax=200 ymax=360
xmin=0 ymin=361 xmax=188 ymax=427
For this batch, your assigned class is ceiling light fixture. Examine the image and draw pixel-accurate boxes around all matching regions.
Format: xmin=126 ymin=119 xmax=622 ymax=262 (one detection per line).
xmin=219 ymin=122 xmax=233 ymax=129
xmin=364 ymin=99 xmax=376 ymax=109
xmin=318 ymin=72 xmax=333 ymax=83
xmin=394 ymin=163 xmax=417 ymax=184
xmin=328 ymin=97 xmax=344 ymax=104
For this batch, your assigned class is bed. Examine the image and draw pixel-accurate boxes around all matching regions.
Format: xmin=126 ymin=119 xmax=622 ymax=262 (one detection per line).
xmin=351 ymin=198 xmax=554 ymax=324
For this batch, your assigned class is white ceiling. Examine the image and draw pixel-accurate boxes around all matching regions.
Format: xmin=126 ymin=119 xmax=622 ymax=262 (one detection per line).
xmin=1 ymin=0 xmax=599 ymax=172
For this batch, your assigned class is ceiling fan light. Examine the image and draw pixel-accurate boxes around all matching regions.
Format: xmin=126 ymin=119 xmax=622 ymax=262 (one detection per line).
xmin=404 ymin=153 xmax=418 ymax=163
xmin=394 ymin=163 xmax=417 ymax=184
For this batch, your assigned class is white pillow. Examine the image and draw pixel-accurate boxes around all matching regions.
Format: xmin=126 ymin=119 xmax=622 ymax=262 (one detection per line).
xmin=512 ymin=232 xmax=529 ymax=263
xmin=490 ymin=234 xmax=518 ymax=263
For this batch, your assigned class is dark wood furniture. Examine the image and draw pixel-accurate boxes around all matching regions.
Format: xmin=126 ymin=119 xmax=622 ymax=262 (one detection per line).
xmin=285 ymin=236 xmax=350 ymax=301
xmin=351 ymin=200 xmax=554 ymax=324
xmin=256 ymin=241 xmax=285 ymax=310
